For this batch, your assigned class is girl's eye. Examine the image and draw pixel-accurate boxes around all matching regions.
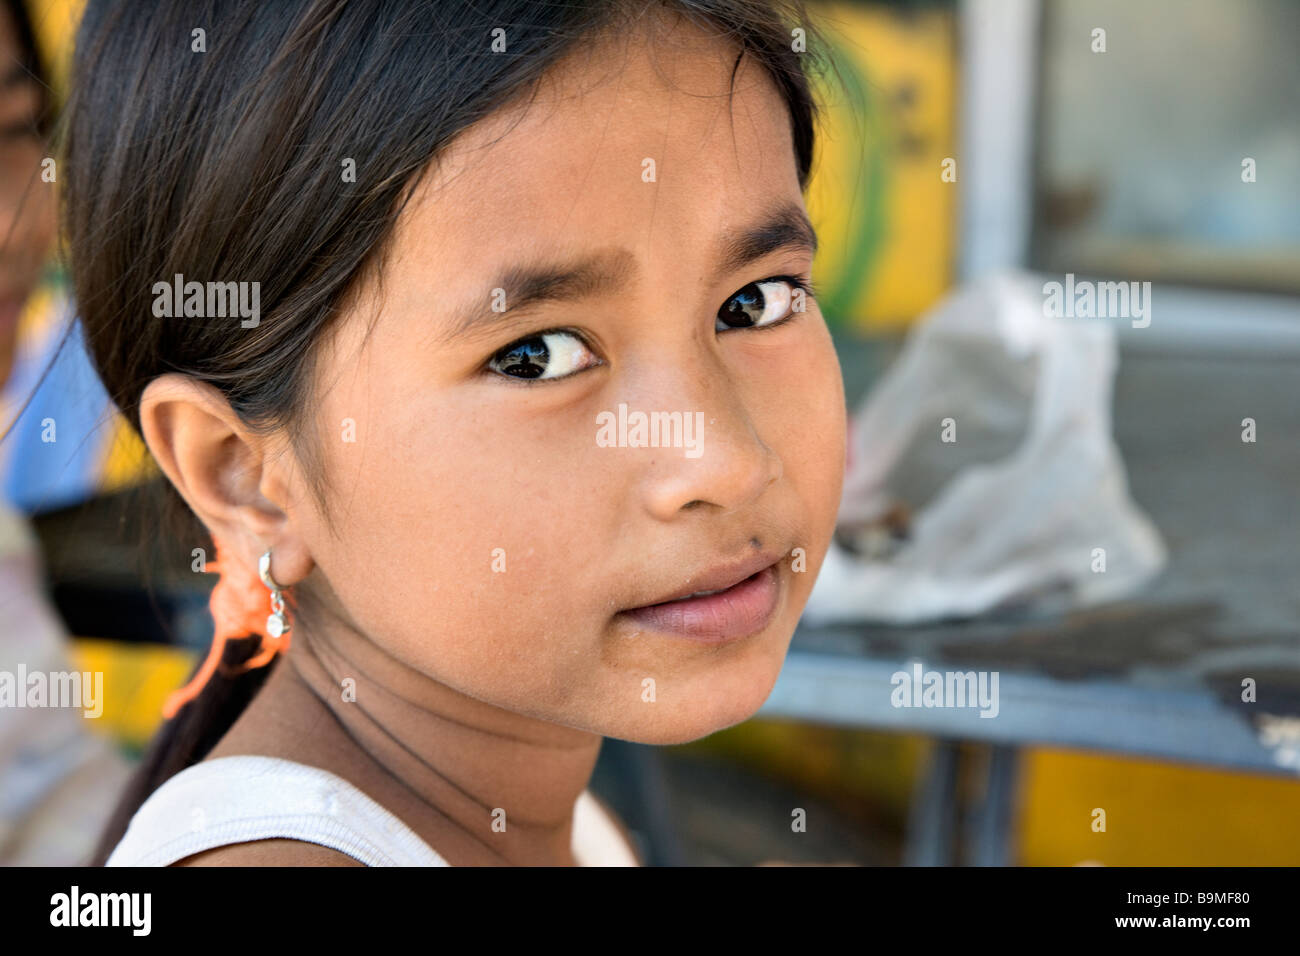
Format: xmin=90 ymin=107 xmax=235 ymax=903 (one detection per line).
xmin=486 ymin=330 xmax=601 ymax=381
xmin=715 ymin=276 xmax=811 ymax=332
xmin=0 ymin=121 xmax=39 ymax=145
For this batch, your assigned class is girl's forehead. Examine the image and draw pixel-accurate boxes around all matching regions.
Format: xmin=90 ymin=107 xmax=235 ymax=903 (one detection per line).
xmin=393 ymin=32 xmax=798 ymax=266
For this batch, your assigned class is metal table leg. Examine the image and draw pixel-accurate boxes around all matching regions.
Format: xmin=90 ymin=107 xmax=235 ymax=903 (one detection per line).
xmin=964 ymin=743 xmax=1020 ymax=866
xmin=904 ymin=738 xmax=961 ymax=866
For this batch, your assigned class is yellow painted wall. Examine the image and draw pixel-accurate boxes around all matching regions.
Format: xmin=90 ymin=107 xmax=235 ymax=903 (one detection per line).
xmin=1019 ymin=748 xmax=1300 ymax=866
xmin=65 ymin=639 xmax=197 ymax=754
xmin=806 ymin=2 xmax=957 ymax=331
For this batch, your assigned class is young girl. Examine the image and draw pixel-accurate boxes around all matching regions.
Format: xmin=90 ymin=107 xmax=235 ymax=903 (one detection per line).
xmin=65 ymin=0 xmax=846 ymax=866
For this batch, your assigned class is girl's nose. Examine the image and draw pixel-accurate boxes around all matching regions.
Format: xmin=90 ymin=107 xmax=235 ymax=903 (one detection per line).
xmin=633 ymin=392 xmax=784 ymax=522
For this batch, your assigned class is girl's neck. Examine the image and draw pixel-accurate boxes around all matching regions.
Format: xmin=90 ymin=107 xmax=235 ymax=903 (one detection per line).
xmin=205 ymin=624 xmax=604 ymax=865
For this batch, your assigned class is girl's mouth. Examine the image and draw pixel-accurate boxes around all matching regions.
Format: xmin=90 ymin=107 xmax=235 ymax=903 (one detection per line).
xmin=617 ymin=559 xmax=781 ymax=645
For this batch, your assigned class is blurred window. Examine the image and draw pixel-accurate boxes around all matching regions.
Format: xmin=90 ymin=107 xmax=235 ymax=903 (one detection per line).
xmin=1030 ymin=0 xmax=1300 ymax=293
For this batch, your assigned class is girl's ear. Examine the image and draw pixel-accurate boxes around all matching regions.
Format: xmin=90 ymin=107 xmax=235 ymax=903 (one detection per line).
xmin=138 ymin=372 xmax=314 ymax=586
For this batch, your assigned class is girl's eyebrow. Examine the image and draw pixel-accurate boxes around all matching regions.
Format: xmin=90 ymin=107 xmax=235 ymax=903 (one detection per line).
xmin=436 ymin=200 xmax=819 ymax=344
xmin=715 ymin=200 xmax=819 ymax=282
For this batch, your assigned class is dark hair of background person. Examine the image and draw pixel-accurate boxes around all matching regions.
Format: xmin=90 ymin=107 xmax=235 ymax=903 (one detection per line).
xmin=2 ymin=0 xmax=51 ymax=131
xmin=46 ymin=0 xmax=838 ymax=866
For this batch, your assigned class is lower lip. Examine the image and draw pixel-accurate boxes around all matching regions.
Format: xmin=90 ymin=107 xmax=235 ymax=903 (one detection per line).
xmin=619 ymin=564 xmax=781 ymax=645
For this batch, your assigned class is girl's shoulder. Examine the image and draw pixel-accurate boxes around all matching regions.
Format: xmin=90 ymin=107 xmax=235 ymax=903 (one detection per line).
xmin=174 ymin=838 xmax=365 ymax=867
xmin=106 ymin=754 xmax=452 ymax=867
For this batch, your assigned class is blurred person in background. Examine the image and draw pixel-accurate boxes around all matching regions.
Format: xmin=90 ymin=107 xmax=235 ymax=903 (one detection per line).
xmin=0 ymin=0 xmax=133 ymax=865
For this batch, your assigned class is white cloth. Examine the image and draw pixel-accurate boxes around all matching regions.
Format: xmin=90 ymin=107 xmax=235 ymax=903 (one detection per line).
xmin=106 ymin=754 xmax=640 ymax=866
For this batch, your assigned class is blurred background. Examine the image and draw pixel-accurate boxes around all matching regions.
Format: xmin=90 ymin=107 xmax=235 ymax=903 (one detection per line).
xmin=3 ymin=0 xmax=1298 ymax=865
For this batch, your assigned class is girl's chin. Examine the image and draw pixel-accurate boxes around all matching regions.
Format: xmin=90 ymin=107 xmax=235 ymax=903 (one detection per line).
xmin=611 ymin=664 xmax=786 ymax=746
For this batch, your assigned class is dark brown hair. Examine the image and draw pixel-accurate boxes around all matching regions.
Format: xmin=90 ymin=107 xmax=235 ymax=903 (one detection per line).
xmin=55 ymin=0 xmax=834 ymax=865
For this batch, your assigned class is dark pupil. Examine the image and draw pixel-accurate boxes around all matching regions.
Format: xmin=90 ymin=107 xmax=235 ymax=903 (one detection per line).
xmin=719 ymin=283 xmax=764 ymax=328
xmin=496 ymin=337 xmax=549 ymax=378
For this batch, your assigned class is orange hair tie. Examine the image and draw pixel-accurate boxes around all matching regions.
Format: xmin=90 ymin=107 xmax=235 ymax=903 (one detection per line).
xmin=161 ymin=539 xmax=296 ymax=719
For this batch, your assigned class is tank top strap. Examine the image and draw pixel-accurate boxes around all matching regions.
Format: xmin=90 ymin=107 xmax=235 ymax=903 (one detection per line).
xmin=106 ymin=755 xmax=450 ymax=866
xmin=107 ymin=754 xmax=640 ymax=866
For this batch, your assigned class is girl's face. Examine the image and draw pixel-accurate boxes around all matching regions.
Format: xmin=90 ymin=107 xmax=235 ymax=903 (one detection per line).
xmin=285 ymin=19 xmax=845 ymax=744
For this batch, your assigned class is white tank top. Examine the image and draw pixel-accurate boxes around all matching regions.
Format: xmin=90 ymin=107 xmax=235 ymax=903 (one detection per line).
xmin=105 ymin=755 xmax=639 ymax=866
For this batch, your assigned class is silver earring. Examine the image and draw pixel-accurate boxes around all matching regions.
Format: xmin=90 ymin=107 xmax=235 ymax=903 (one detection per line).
xmin=258 ymin=549 xmax=291 ymax=639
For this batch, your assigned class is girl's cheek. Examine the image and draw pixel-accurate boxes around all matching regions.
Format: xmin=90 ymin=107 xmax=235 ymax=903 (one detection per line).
xmin=352 ymin=416 xmax=592 ymax=652
xmin=783 ymin=333 xmax=847 ymax=556
xmin=762 ymin=320 xmax=844 ymax=449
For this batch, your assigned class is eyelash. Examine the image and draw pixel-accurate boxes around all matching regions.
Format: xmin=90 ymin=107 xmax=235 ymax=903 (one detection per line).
xmin=484 ymin=272 xmax=819 ymax=383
